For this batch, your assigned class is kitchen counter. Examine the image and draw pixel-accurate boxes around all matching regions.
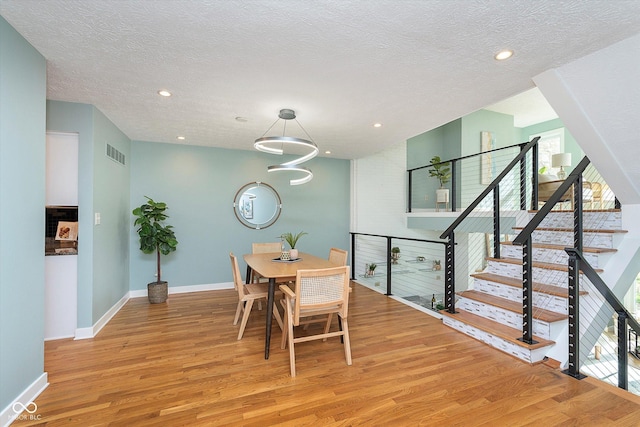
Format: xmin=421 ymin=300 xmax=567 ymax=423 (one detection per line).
xmin=45 ymin=238 xmax=77 ymax=256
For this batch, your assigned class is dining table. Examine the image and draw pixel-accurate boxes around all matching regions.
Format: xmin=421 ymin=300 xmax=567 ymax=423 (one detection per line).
xmin=243 ymin=251 xmax=339 ymax=359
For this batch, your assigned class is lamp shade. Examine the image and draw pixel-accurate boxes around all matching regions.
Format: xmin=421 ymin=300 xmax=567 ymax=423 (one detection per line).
xmin=551 ymin=153 xmax=572 ymax=168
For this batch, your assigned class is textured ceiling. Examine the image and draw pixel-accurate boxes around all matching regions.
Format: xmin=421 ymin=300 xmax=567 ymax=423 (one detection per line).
xmin=1 ymin=0 xmax=640 ymax=160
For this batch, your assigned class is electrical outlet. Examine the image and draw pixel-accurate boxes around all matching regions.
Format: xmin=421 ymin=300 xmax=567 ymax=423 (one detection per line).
xmin=424 ymin=195 xmax=428 ymax=201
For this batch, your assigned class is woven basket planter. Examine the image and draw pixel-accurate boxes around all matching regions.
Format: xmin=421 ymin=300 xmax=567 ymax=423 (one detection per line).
xmin=147 ymin=281 xmax=168 ymax=304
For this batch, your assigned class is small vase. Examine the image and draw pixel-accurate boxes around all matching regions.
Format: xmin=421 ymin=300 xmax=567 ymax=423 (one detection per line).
xmin=289 ymin=248 xmax=299 ymax=259
xmin=281 ymin=250 xmax=291 ymax=261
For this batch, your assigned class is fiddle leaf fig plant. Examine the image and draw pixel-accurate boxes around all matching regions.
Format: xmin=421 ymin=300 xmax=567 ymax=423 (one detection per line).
xmin=132 ymin=196 xmax=178 ymax=283
xmin=428 ymin=155 xmax=451 ymax=188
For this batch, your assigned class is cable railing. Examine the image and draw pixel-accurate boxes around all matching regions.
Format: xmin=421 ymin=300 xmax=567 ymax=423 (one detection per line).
xmin=438 ymin=137 xmax=541 ymax=313
xmin=349 ymin=232 xmax=448 ymax=311
xmin=407 ymin=142 xmax=528 ymax=213
xmin=512 ymin=156 xmax=639 ymax=394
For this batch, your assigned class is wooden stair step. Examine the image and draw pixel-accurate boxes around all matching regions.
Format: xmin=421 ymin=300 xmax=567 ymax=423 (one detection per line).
xmin=458 ymin=290 xmax=567 ymax=323
xmin=513 ymin=226 xmax=627 ymax=234
xmin=471 ymin=272 xmax=587 ymax=298
xmin=486 ymin=257 xmax=604 ymax=273
xmin=500 ymin=241 xmax=616 ymax=253
xmin=440 ymin=309 xmax=555 ymax=350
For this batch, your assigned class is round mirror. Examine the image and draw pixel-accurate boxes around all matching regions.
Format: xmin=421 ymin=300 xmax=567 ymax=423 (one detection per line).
xmin=233 ymin=182 xmax=282 ymax=229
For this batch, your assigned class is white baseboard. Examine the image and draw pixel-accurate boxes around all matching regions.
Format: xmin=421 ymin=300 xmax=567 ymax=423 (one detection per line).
xmin=129 ymin=282 xmax=233 ymax=298
xmin=1 ymin=372 xmax=48 ymax=427
xmin=76 ymin=283 xmax=233 ymax=339
xmin=75 ymin=292 xmax=130 ymax=340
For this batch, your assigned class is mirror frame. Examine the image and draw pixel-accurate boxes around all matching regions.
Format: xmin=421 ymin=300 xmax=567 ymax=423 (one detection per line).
xmin=233 ymin=181 xmax=282 ymax=229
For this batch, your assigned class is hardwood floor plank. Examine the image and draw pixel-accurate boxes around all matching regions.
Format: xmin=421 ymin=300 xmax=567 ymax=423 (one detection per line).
xmin=13 ymin=283 xmax=640 ymax=426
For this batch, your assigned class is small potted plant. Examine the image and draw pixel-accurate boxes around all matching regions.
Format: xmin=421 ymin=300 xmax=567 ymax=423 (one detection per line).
xmin=428 ymin=156 xmax=451 ymax=210
xmin=433 ymin=260 xmax=441 ymax=271
xmin=132 ymin=197 xmax=178 ymax=303
xmin=391 ymin=246 xmax=401 ymax=264
xmin=367 ymin=263 xmax=377 ymax=277
xmin=281 ymin=231 xmax=307 ymax=260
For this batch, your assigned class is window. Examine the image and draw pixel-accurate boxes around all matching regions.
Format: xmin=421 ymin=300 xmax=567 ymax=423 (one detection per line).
xmin=531 ymin=128 xmax=564 ymax=175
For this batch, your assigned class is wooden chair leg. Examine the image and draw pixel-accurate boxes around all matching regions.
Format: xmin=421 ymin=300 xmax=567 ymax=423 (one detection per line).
xmin=322 ymin=313 xmax=333 ymax=341
xmin=341 ymin=317 xmax=352 ymax=365
xmin=285 ymin=301 xmax=297 ymax=377
xmin=233 ymin=301 xmax=243 ymax=325
xmin=272 ymin=300 xmax=284 ymax=330
xmin=237 ymin=299 xmax=254 ymax=340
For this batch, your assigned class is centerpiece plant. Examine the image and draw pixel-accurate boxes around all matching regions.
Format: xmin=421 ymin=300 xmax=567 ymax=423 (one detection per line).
xmin=281 ymin=231 xmax=307 ymax=259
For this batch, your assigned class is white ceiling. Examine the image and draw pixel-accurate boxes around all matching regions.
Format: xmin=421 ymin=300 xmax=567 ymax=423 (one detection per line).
xmin=1 ymin=1 xmax=639 ymax=160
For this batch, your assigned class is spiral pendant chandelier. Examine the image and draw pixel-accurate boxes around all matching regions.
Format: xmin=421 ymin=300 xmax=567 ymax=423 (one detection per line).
xmin=254 ymin=109 xmax=319 ymax=185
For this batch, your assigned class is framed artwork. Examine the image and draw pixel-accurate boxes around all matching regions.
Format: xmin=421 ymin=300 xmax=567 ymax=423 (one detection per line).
xmin=243 ymin=199 xmax=253 ymax=219
xmin=481 ymin=131 xmax=495 ymax=184
xmin=55 ymin=221 xmax=78 ymax=241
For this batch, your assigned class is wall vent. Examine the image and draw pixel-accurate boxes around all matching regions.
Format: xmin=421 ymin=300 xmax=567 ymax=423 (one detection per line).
xmin=106 ymin=143 xmax=126 ymax=166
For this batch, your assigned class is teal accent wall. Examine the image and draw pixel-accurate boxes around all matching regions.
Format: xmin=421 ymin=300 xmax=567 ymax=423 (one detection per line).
xmin=0 ymin=15 xmax=47 ymax=413
xmin=130 ymin=141 xmax=350 ymax=289
xmin=46 ymin=101 xmax=131 ymax=326
xmin=519 ymin=118 xmax=583 ymax=174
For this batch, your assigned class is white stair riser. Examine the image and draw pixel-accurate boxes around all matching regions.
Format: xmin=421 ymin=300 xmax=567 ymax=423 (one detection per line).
xmin=532 ymin=211 xmax=622 ymax=230
xmin=501 ymin=244 xmax=601 ymax=268
xmin=486 ymin=260 xmax=581 ymax=288
xmin=442 ymin=316 xmax=548 ymax=363
xmin=457 ymin=297 xmax=552 ymax=339
xmin=473 ymin=278 xmax=568 ymax=314
xmin=530 ymin=230 xmax=617 ymax=249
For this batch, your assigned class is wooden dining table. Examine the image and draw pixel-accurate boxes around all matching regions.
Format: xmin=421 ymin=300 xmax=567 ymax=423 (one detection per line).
xmin=243 ymin=252 xmax=338 ymax=359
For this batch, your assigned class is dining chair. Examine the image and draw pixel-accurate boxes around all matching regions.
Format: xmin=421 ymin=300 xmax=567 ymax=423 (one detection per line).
xmin=229 ymin=252 xmax=283 ymax=340
xmin=328 ymin=247 xmax=348 ymax=266
xmin=584 ymin=181 xmax=603 ymax=210
xmin=279 ymin=265 xmax=352 ymax=377
xmin=251 ymin=242 xmax=282 ymax=283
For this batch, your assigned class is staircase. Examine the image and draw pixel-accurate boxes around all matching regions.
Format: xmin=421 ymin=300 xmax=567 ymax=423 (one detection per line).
xmin=441 ymin=209 xmax=625 ymax=364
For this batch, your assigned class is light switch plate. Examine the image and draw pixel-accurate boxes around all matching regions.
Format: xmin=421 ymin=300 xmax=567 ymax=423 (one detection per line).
xmin=95 ymin=213 xmax=101 ymax=225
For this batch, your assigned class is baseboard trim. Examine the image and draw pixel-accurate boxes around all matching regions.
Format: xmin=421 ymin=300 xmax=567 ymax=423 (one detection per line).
xmin=129 ymin=282 xmax=233 ymax=299
xmin=1 ymin=372 xmax=48 ymax=427
xmin=75 ymin=292 xmax=130 ymax=340
xmin=76 ymin=283 xmax=234 ymax=339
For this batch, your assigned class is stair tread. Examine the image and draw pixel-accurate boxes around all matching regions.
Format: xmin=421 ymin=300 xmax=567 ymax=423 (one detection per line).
xmin=440 ymin=309 xmax=555 ymax=350
xmin=501 ymin=241 xmax=616 ymax=253
xmin=513 ymin=226 xmax=627 ymax=234
xmin=471 ymin=272 xmax=588 ymax=297
xmin=486 ymin=257 xmax=604 ymax=273
xmin=458 ymin=290 xmax=567 ymax=323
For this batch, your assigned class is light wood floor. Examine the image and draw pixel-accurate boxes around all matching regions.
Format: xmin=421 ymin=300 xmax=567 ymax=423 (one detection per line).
xmin=22 ymin=283 xmax=640 ymax=426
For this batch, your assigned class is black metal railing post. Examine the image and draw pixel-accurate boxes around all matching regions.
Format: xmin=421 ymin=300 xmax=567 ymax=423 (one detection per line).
xmin=493 ymin=185 xmax=500 ymax=259
xmin=445 ymin=232 xmax=456 ymax=313
xmin=519 ymin=237 xmax=537 ymax=345
xmin=451 ymin=159 xmax=457 ymax=212
xmin=563 ymin=247 xmax=585 ymax=379
xmin=386 ymin=237 xmax=392 ymax=295
xmin=407 ymin=170 xmax=413 ymax=213
xmin=350 ymin=233 xmax=356 ymax=280
xmin=531 ymin=143 xmax=539 ymax=210
xmin=519 ymin=146 xmax=527 ymax=211
xmin=618 ymin=312 xmax=629 ymax=390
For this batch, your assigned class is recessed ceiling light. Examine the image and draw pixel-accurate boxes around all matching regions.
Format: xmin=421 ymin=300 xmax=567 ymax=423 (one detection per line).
xmin=176 ymin=136 xmax=185 ymax=140
xmin=373 ymin=123 xmax=382 ymax=128
xmin=235 ymin=116 xmax=248 ymax=122
xmin=325 ymin=150 xmax=331 ymax=154
xmin=494 ymin=50 xmax=514 ymax=61
xmin=157 ymin=90 xmax=172 ymax=97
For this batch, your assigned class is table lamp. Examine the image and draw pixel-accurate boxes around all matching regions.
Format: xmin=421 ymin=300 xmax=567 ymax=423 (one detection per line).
xmin=552 ymin=153 xmax=572 ymax=180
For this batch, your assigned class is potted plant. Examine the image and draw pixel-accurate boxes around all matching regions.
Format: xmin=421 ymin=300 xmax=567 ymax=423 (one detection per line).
xmin=428 ymin=156 xmax=451 ymax=210
xmin=132 ymin=197 xmax=178 ymax=303
xmin=367 ymin=262 xmax=377 ymax=277
xmin=281 ymin=231 xmax=307 ymax=260
xmin=391 ymin=246 xmax=401 ymax=264
xmin=433 ymin=259 xmax=442 ymax=271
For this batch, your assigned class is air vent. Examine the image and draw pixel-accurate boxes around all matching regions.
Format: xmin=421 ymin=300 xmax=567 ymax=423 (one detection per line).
xmin=106 ymin=143 xmax=125 ymax=165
